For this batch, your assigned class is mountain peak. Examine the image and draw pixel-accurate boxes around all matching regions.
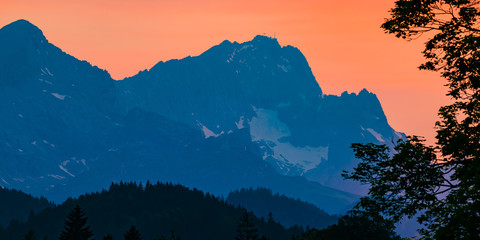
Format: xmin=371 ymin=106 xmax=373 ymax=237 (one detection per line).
xmin=251 ymin=35 xmax=280 ymax=47
xmin=252 ymin=34 xmax=278 ymax=42
xmin=0 ymin=19 xmax=46 ymax=42
xmin=1 ymin=19 xmax=42 ymax=33
xmin=358 ymin=88 xmax=373 ymax=96
xmin=6 ymin=19 xmax=36 ymax=27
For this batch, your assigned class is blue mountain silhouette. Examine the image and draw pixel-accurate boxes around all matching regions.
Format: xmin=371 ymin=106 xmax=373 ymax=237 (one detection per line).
xmin=0 ymin=20 xmax=403 ymax=213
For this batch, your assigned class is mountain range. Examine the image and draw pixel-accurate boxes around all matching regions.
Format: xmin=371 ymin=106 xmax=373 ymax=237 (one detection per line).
xmin=0 ymin=19 xmax=404 ymax=213
xmin=117 ymin=34 xmax=405 ymax=193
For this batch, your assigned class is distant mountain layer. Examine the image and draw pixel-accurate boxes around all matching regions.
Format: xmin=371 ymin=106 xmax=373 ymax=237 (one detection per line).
xmin=0 ymin=182 xmax=302 ymax=240
xmin=0 ymin=19 xmax=359 ymax=213
xmin=117 ymin=34 xmax=405 ymax=193
xmin=227 ymin=187 xmax=338 ymax=229
xmin=0 ymin=188 xmax=54 ymax=227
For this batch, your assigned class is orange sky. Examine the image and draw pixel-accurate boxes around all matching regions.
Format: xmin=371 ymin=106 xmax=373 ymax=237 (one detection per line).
xmin=0 ymin=0 xmax=451 ymax=144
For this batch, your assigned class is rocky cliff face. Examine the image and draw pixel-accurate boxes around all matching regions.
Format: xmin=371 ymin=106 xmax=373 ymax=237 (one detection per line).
xmin=117 ymin=35 xmax=405 ymax=193
xmin=0 ymin=19 xmax=116 ymax=194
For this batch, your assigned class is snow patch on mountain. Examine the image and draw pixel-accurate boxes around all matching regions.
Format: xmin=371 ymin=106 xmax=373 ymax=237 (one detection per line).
xmin=197 ymin=121 xmax=223 ymax=138
xmin=48 ymin=174 xmax=64 ymax=180
xmin=58 ymin=165 xmax=75 ymax=177
xmin=13 ymin=177 xmax=25 ymax=182
xmin=277 ymin=64 xmax=289 ymax=72
xmin=249 ymin=107 xmax=328 ymax=174
xmin=366 ymin=128 xmax=385 ymax=142
xmin=51 ymin=93 xmax=66 ymax=100
xmin=235 ymin=116 xmax=245 ymax=129
xmin=45 ymin=67 xmax=53 ymax=76
xmin=40 ymin=67 xmax=53 ymax=76
xmin=80 ymin=159 xmax=89 ymax=169
xmin=394 ymin=131 xmax=403 ymax=139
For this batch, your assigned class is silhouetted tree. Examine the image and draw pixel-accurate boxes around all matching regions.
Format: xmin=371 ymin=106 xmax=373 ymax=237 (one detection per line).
xmin=169 ymin=230 xmax=180 ymax=240
xmin=0 ymin=187 xmax=53 ymax=227
xmin=267 ymin=212 xmax=274 ymax=224
xmin=103 ymin=234 xmax=113 ymax=240
xmin=150 ymin=230 xmax=180 ymax=240
xmin=296 ymin=212 xmax=400 ymax=240
xmin=24 ymin=230 xmax=35 ymax=240
xmin=58 ymin=205 xmax=93 ymax=240
xmin=344 ymin=0 xmax=480 ymax=239
xmin=124 ymin=226 xmax=142 ymax=240
xmin=235 ymin=212 xmax=259 ymax=240
xmin=1 ymin=182 xmax=297 ymax=240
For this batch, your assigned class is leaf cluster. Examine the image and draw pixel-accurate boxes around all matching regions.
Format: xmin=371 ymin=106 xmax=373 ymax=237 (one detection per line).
xmin=345 ymin=1 xmax=480 ymax=238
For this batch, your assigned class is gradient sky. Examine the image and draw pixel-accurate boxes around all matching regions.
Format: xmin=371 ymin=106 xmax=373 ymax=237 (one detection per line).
xmin=0 ymin=0 xmax=451 ymax=144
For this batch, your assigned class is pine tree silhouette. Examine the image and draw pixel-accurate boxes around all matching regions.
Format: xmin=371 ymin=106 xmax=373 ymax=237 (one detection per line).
xmin=124 ymin=225 xmax=142 ymax=240
xmin=24 ymin=230 xmax=35 ymax=240
xmin=235 ymin=212 xmax=259 ymax=240
xmin=103 ymin=234 xmax=113 ymax=240
xmin=58 ymin=205 xmax=93 ymax=240
xmin=267 ymin=212 xmax=274 ymax=224
xmin=169 ymin=230 xmax=180 ymax=240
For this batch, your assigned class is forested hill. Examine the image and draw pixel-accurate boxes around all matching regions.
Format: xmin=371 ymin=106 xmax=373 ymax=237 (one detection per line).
xmin=0 ymin=187 xmax=54 ymax=227
xmin=227 ymin=187 xmax=338 ymax=229
xmin=0 ymin=182 xmax=302 ymax=240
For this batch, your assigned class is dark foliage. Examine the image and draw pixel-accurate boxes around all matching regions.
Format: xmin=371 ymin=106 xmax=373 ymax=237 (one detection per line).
xmin=227 ymin=187 xmax=337 ymax=229
xmin=58 ymin=205 xmax=94 ymax=240
xmin=124 ymin=226 xmax=142 ymax=240
xmin=344 ymin=139 xmax=443 ymax=222
xmin=295 ymin=212 xmax=400 ymax=240
xmin=103 ymin=234 xmax=113 ymax=240
xmin=344 ymin=0 xmax=480 ymax=239
xmin=24 ymin=230 xmax=35 ymax=240
xmin=0 ymin=187 xmax=54 ymax=227
xmin=235 ymin=212 xmax=259 ymax=240
xmin=0 ymin=182 xmax=301 ymax=240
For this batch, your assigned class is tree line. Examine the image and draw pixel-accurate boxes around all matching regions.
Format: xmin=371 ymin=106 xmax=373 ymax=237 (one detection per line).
xmin=1 ymin=181 xmax=400 ymax=240
xmin=22 ymin=204 xmax=401 ymax=240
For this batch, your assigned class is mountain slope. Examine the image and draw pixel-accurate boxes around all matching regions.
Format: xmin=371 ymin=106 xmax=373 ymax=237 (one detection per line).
xmin=0 ymin=20 xmax=358 ymax=213
xmin=0 ymin=187 xmax=54 ymax=227
xmin=227 ymin=187 xmax=338 ymax=229
xmin=0 ymin=19 xmax=117 ymax=197
xmin=117 ymin=35 xmax=405 ymax=194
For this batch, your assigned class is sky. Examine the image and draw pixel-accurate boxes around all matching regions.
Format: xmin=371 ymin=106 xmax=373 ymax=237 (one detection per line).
xmin=0 ymin=0 xmax=451 ymax=144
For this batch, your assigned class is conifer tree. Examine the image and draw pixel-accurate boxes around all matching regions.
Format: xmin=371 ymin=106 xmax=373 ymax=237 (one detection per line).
xmin=24 ymin=230 xmax=35 ymax=240
xmin=103 ymin=234 xmax=113 ymax=240
xmin=169 ymin=230 xmax=180 ymax=240
xmin=58 ymin=205 xmax=93 ymax=240
xmin=124 ymin=225 xmax=142 ymax=240
xmin=267 ymin=212 xmax=274 ymax=224
xmin=235 ymin=212 xmax=259 ymax=240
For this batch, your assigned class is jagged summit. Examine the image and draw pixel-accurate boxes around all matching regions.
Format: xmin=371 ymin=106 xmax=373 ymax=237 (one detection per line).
xmin=359 ymin=88 xmax=372 ymax=95
xmin=252 ymin=34 xmax=280 ymax=45
xmin=193 ymin=35 xmax=286 ymax=61
xmin=339 ymin=88 xmax=375 ymax=97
